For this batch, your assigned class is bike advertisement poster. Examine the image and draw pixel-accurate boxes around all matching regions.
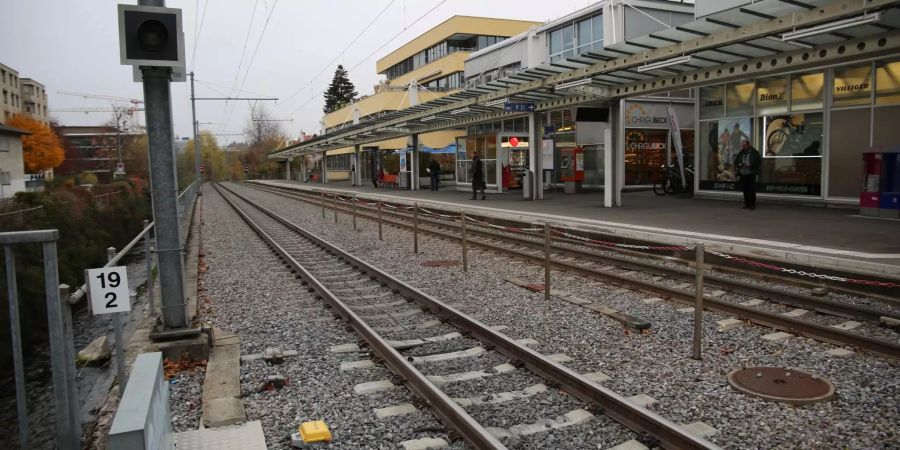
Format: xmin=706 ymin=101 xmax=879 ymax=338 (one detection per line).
xmin=715 ymin=117 xmax=751 ymax=181
xmin=762 ymin=114 xmax=823 ymax=158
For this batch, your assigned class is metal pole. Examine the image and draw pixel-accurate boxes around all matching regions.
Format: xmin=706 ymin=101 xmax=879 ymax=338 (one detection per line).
xmin=4 ymin=246 xmax=28 ymax=449
xmin=108 ymin=247 xmax=128 ymax=391
xmin=334 ymin=195 xmax=338 ymax=223
xmin=141 ymin=64 xmax=187 ymax=329
xmin=544 ymin=223 xmax=551 ymax=301
xmin=43 ymin=241 xmax=80 ymax=450
xmin=352 ymin=196 xmax=357 ymax=231
xmin=692 ymin=243 xmax=705 ymax=360
xmin=378 ymin=200 xmax=383 ymax=240
xmin=143 ymin=220 xmax=155 ymax=315
xmin=190 ymin=72 xmax=200 ymax=183
xmin=461 ymin=212 xmax=468 ymax=272
xmin=58 ymin=282 xmax=78 ymax=445
xmin=413 ymin=202 xmax=418 ymax=254
xmin=321 ymin=191 xmax=325 ymax=218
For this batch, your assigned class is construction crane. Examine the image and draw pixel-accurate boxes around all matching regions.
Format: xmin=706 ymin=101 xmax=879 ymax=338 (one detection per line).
xmin=57 ymin=90 xmax=144 ymax=106
xmin=50 ymin=107 xmax=145 ymax=114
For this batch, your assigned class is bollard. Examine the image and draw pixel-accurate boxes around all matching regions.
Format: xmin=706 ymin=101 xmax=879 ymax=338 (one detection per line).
xmin=692 ymin=243 xmax=705 ymax=360
xmin=321 ymin=191 xmax=325 ymax=218
xmin=544 ymin=223 xmax=551 ymax=301
xmin=413 ymin=202 xmax=419 ymax=254
xmin=461 ymin=212 xmax=468 ymax=272
xmin=143 ymin=220 xmax=155 ymax=316
xmin=108 ymin=247 xmax=128 ymax=392
xmin=352 ymin=196 xmax=357 ymax=231
xmin=377 ymin=201 xmax=383 ymax=241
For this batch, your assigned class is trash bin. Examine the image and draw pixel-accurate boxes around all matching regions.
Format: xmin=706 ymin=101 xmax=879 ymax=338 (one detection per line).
xmin=879 ymin=151 xmax=900 ymax=219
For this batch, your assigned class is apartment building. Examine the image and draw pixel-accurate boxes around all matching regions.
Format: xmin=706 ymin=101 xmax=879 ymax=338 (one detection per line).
xmin=0 ymin=63 xmax=21 ymax=125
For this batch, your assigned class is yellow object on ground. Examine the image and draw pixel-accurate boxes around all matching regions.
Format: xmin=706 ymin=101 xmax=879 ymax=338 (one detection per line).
xmin=299 ymin=421 xmax=332 ymax=443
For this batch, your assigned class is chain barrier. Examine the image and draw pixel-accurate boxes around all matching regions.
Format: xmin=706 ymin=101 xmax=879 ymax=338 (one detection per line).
xmin=552 ymin=228 xmax=690 ymax=251
xmin=417 ymin=206 xmax=460 ymax=221
xmin=463 ymin=215 xmax=543 ymax=234
xmin=706 ymin=250 xmax=900 ymax=288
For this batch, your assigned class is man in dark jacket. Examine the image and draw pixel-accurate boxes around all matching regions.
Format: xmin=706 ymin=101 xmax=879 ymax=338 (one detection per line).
xmin=734 ymin=139 xmax=762 ymax=210
xmin=471 ymin=152 xmax=485 ymax=200
xmin=428 ymin=158 xmax=441 ymax=191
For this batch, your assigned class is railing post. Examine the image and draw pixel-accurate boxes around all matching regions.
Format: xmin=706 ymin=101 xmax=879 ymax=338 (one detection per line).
xmin=352 ymin=196 xmax=357 ymax=231
xmin=544 ymin=223 xmax=551 ymax=301
xmin=4 ymin=246 xmax=28 ymax=449
xmin=321 ymin=191 xmax=325 ymax=218
xmin=334 ymin=195 xmax=338 ymax=224
xmin=108 ymin=247 xmax=128 ymax=392
xmin=378 ymin=200 xmax=383 ymax=241
xmin=461 ymin=212 xmax=468 ymax=272
xmin=143 ymin=220 xmax=155 ymax=315
xmin=413 ymin=202 xmax=419 ymax=254
xmin=692 ymin=243 xmax=705 ymax=360
xmin=43 ymin=240 xmax=80 ymax=450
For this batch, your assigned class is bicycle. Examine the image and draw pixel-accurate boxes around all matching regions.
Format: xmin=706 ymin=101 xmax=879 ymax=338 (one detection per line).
xmin=653 ymin=163 xmax=694 ymax=196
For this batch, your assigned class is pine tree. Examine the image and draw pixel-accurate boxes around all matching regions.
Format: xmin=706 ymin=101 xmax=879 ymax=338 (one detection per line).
xmin=323 ymin=65 xmax=358 ymax=114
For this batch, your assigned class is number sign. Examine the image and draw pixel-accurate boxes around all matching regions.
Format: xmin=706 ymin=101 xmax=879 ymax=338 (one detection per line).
xmin=87 ymin=267 xmax=131 ymax=314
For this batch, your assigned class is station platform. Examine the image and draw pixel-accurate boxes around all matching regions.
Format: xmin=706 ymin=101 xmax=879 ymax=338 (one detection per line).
xmin=253 ymin=179 xmax=900 ymax=278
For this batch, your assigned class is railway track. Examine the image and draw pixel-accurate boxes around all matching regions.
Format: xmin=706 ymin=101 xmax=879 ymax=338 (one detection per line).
xmin=241 ymin=182 xmax=900 ymax=360
xmin=213 ymin=182 xmax=719 ymax=450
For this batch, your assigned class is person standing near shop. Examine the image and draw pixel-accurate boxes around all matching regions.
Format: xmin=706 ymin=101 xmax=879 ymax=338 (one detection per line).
xmin=734 ymin=139 xmax=761 ymax=210
xmin=471 ymin=152 xmax=486 ymax=200
xmin=428 ymin=158 xmax=441 ymax=191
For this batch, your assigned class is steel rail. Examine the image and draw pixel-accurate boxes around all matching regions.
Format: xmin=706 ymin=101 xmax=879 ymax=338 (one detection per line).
xmin=247 ymin=183 xmax=899 ymax=320
xmin=241 ymin=183 xmax=900 ymax=360
xmin=219 ymin=182 xmax=720 ymax=450
xmin=212 ymin=183 xmax=506 ymax=450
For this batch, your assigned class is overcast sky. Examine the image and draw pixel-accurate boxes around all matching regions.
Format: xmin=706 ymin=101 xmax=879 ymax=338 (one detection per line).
xmin=1 ymin=0 xmax=596 ymax=144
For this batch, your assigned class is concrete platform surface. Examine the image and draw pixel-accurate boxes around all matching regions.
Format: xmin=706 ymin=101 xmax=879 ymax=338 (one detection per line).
xmin=255 ymin=180 xmax=900 ymax=277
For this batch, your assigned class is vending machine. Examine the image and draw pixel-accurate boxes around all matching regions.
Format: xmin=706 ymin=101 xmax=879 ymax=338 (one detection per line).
xmin=501 ymin=135 xmax=529 ymax=189
xmin=560 ymin=146 xmax=585 ymax=193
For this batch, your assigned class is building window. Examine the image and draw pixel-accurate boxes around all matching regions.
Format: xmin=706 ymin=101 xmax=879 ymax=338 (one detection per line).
xmin=875 ymin=60 xmax=900 ymax=105
xmin=790 ymin=71 xmax=824 ymax=111
xmin=833 ymin=63 xmax=872 ymax=107
xmin=326 ymin=153 xmax=351 ymax=171
xmin=551 ymin=14 xmax=603 ymax=62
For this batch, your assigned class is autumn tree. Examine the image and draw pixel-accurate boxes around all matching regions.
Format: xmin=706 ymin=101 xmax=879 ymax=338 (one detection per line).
xmin=323 ymin=65 xmax=358 ymax=113
xmin=7 ymin=115 xmax=65 ymax=172
xmin=243 ymin=105 xmax=286 ymax=179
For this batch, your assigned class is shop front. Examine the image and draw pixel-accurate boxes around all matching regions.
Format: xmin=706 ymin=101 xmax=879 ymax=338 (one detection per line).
xmin=622 ymin=99 xmax=695 ymax=187
xmin=456 ymin=116 xmax=529 ymax=192
xmin=695 ymin=56 xmax=900 ymax=203
xmin=540 ymin=106 xmax=611 ymax=191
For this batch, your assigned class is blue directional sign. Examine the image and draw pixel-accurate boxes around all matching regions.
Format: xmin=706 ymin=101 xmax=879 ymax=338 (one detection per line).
xmin=504 ymin=102 xmax=536 ymax=113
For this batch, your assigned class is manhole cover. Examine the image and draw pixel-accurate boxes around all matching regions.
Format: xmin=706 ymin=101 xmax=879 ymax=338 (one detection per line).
xmin=727 ymin=367 xmax=834 ymax=405
xmin=421 ymin=260 xmax=460 ymax=267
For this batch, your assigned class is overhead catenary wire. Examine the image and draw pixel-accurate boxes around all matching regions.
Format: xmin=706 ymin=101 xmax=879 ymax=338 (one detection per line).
xmin=277 ymin=0 xmax=398 ymax=108
xmin=286 ymin=0 xmax=449 ymax=121
xmin=190 ymin=0 xmax=211 ymax=72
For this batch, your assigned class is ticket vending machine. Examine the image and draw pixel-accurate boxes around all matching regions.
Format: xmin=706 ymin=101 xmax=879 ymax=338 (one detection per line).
xmin=560 ymin=146 xmax=585 ymax=194
xmin=501 ymin=135 xmax=529 ymax=190
xmin=861 ymin=152 xmax=881 ymax=217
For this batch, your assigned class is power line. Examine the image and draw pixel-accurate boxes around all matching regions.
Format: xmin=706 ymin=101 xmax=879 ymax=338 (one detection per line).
xmin=190 ymin=0 xmax=211 ymax=72
xmin=220 ymin=0 xmax=280 ymax=135
xmin=286 ymin=0 xmax=448 ymax=120
xmin=277 ymin=0 xmax=397 ymax=107
xmin=195 ymin=78 xmax=273 ymax=98
xmin=226 ymin=0 xmax=261 ymax=102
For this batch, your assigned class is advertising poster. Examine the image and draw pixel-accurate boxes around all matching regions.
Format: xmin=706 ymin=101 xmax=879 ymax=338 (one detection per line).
xmin=714 ymin=117 xmax=751 ymax=181
xmin=762 ymin=115 xmax=822 ymax=158
xmin=542 ymin=139 xmax=554 ymax=170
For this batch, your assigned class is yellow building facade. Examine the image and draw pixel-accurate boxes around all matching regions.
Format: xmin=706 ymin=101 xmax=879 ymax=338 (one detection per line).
xmin=321 ymin=16 xmax=539 ymax=183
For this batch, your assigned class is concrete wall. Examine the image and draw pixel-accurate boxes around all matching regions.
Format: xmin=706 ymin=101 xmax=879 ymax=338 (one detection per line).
xmin=0 ymin=133 xmax=26 ymax=199
xmin=390 ymin=51 xmax=469 ymax=87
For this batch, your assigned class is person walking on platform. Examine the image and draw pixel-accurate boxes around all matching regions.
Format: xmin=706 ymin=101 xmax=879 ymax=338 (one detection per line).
xmin=471 ymin=152 xmax=486 ymax=200
xmin=734 ymin=139 xmax=761 ymax=210
xmin=428 ymin=158 xmax=441 ymax=191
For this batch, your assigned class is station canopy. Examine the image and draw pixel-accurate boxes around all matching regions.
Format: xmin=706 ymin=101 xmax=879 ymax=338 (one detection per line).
xmin=271 ymin=0 xmax=900 ymax=160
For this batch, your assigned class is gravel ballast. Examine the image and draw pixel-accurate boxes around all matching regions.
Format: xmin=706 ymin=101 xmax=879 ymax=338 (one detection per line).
xmin=228 ymin=182 xmax=899 ymax=450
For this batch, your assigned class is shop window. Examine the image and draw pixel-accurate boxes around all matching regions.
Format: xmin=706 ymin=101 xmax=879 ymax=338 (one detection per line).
xmin=829 ymin=108 xmax=871 ymax=198
xmin=700 ymin=85 xmax=724 ymax=119
xmin=698 ymin=118 xmax=754 ymax=191
xmin=726 ymin=81 xmax=754 ymax=117
xmin=873 ymin=104 xmax=900 ymax=147
xmin=755 ymin=112 xmax=823 ymax=196
xmin=756 ymin=76 xmax=788 ymax=115
xmin=790 ymin=71 xmax=824 ymax=111
xmin=624 ymin=129 xmax=667 ymax=185
xmin=833 ymin=64 xmax=872 ymax=107
xmin=875 ymin=60 xmax=900 ymax=105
